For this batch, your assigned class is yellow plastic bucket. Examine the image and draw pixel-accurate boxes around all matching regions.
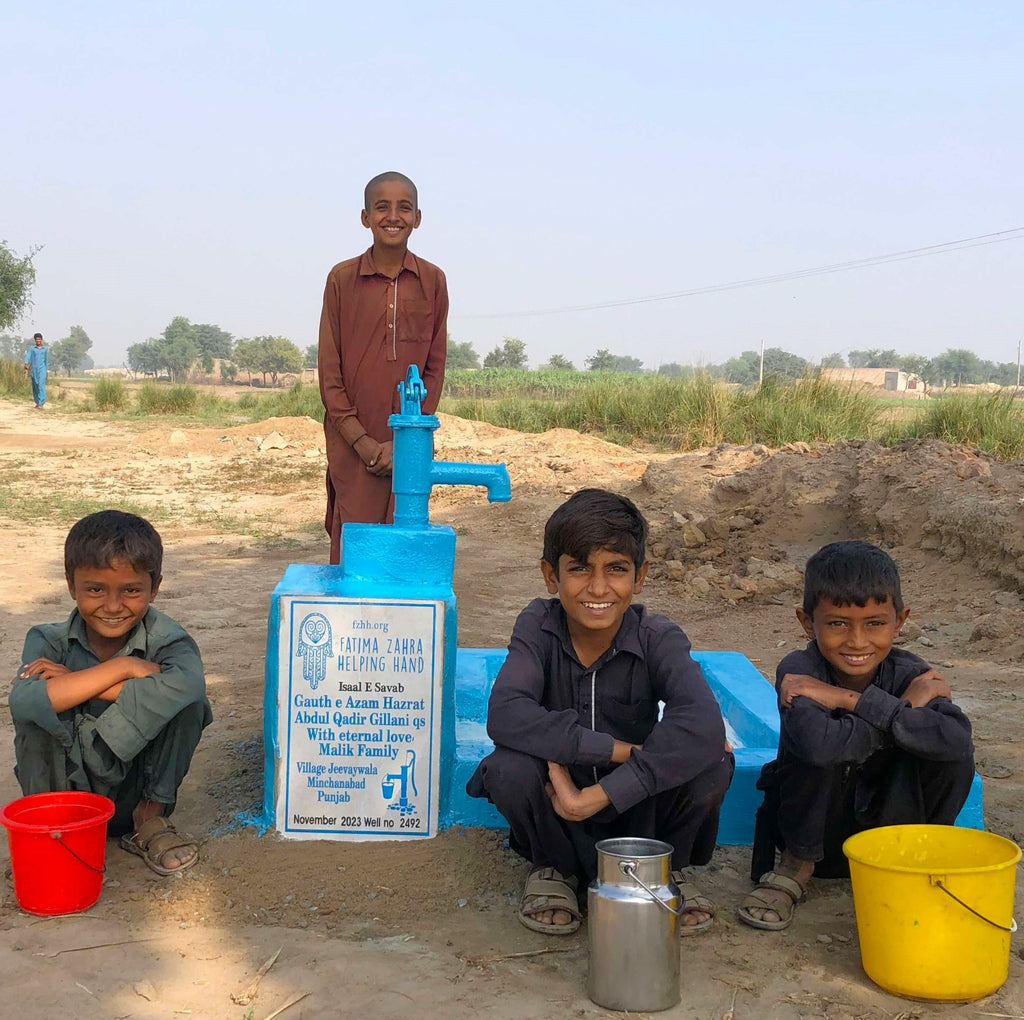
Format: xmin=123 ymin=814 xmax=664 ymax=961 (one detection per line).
xmin=844 ymin=824 xmax=1020 ymax=1001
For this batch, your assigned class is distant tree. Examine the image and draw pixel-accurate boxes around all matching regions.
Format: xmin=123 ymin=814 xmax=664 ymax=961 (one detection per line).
xmin=220 ymin=360 xmax=238 ymax=382
xmin=158 ymin=317 xmax=199 ymax=381
xmin=718 ymin=351 xmax=760 ymax=384
xmin=930 ymin=348 xmax=982 ymax=387
xmin=0 ymin=241 xmax=39 ymax=332
xmin=585 ymin=348 xmax=616 ymax=371
xmin=544 ymin=354 xmax=575 ymax=370
xmin=233 ymin=338 xmax=259 ymax=384
xmin=610 ymin=355 xmax=644 ymax=373
xmin=763 ymin=347 xmax=808 ymax=379
xmin=897 ymin=354 xmax=930 ymax=378
xmin=848 ymin=348 xmax=899 ymax=369
xmin=0 ymin=334 xmax=31 ymax=362
xmin=657 ymin=362 xmax=686 ymax=378
xmin=193 ymin=323 xmax=233 ymax=372
xmin=483 ymin=336 xmax=527 ymax=369
xmin=448 ymin=340 xmax=481 ymax=370
xmin=256 ymin=336 xmax=304 ymax=385
xmin=304 ymin=343 xmax=318 ymax=369
xmin=50 ymin=325 xmax=93 ymax=375
xmin=819 ymin=352 xmax=846 ymax=369
xmin=126 ymin=340 xmax=162 ymax=378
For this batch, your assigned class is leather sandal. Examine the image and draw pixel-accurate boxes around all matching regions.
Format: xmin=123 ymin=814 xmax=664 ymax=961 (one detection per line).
xmin=737 ymin=871 xmax=805 ymax=931
xmin=518 ymin=866 xmax=581 ymax=935
xmin=121 ymin=816 xmax=199 ymax=877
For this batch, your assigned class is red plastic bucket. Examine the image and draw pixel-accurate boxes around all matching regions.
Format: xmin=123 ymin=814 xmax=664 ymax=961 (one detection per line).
xmin=1 ymin=791 xmax=115 ymax=915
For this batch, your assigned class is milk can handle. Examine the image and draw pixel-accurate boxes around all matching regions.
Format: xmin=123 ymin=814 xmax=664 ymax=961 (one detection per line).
xmin=930 ymin=875 xmax=1017 ymax=933
xmin=619 ymin=861 xmax=684 ymax=916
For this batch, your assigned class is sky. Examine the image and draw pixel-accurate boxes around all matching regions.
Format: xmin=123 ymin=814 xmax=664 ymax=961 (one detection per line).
xmin=3 ymin=1 xmax=1022 ymax=370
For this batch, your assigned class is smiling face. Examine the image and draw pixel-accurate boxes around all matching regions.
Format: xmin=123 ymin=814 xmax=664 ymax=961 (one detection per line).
xmin=67 ymin=557 xmax=160 ymax=659
xmin=542 ymin=547 xmax=648 ymax=657
xmin=361 ymin=179 xmax=420 ymax=254
xmin=798 ymin=596 xmax=910 ymax=688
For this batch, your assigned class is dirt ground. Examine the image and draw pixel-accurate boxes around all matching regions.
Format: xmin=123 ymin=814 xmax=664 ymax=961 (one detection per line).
xmin=1 ymin=399 xmax=1023 ymax=1020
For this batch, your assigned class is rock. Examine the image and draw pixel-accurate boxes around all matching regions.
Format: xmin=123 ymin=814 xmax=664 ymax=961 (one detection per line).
xmin=956 ymin=459 xmax=991 ymax=479
xmin=976 ymin=759 xmax=1015 ymax=779
xmin=721 ymin=588 xmax=754 ymax=601
xmin=735 ymin=577 xmax=759 ymax=595
xmin=698 ymin=546 xmax=725 ymax=560
xmin=681 ymin=522 xmax=707 ymax=548
xmin=688 ymin=576 xmax=711 ymax=596
xmin=727 ymin=515 xmax=754 ymax=531
xmin=693 ymin=563 xmax=717 ymax=580
xmin=696 ymin=517 xmax=731 ymax=541
xmin=970 ymin=614 xmax=1013 ymax=642
xmin=816 ymin=933 xmax=833 ymax=945
xmin=258 ymin=431 xmax=288 ymax=451
xmin=916 ymin=636 xmax=934 ymax=647
xmin=899 ymin=620 xmax=923 ymax=642
xmin=169 ymin=430 xmax=188 ymax=445
xmin=671 ymin=511 xmax=690 ymax=525
xmin=994 ymin=592 xmax=1019 ymax=608
xmin=303 ymin=447 xmax=320 ymax=459
xmin=663 ymin=560 xmax=686 ymax=581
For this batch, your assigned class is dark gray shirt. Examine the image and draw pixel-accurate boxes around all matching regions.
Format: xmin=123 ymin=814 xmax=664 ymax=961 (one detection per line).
xmin=776 ymin=641 xmax=973 ymax=767
xmin=485 ymin=598 xmax=727 ymax=814
xmin=10 ymin=607 xmax=211 ymax=790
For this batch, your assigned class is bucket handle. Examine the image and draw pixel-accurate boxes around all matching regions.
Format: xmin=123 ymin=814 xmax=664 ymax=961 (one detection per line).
xmin=51 ymin=830 xmax=106 ymax=875
xmin=619 ymin=861 xmax=684 ymax=917
xmin=929 ymin=875 xmax=1017 ymax=933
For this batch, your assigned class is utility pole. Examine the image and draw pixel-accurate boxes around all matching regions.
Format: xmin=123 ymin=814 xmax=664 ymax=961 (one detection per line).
xmin=758 ymin=339 xmax=765 ymax=387
xmin=1017 ymin=339 xmax=1021 ymax=389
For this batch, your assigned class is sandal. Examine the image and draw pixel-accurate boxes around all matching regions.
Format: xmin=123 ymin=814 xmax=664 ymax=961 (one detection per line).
xmin=518 ymin=866 xmax=581 ymax=935
xmin=121 ymin=816 xmax=199 ymax=877
xmin=737 ymin=871 xmax=805 ymax=931
xmin=672 ymin=872 xmax=717 ymax=936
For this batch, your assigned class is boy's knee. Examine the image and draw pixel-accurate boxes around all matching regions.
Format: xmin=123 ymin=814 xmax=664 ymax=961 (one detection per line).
xmin=478 ymin=747 xmax=548 ymax=802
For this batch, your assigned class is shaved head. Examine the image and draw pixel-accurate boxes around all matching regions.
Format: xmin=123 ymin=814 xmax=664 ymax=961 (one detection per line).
xmin=364 ymin=171 xmax=418 ymax=211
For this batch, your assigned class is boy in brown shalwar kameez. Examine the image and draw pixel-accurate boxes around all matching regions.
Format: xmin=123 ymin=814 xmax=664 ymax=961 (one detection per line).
xmin=318 ymin=171 xmax=448 ymax=563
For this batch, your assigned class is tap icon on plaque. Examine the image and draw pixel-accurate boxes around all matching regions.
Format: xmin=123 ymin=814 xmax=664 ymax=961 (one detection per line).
xmin=382 ymin=750 xmax=418 ymax=816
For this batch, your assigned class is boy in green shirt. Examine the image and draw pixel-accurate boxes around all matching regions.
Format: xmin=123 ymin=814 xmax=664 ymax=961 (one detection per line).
xmin=10 ymin=510 xmax=212 ymax=875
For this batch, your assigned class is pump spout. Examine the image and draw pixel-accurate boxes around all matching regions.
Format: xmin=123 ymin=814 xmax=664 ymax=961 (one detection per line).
xmin=430 ymin=461 xmax=511 ymax=504
xmin=389 ymin=365 xmax=513 ymax=529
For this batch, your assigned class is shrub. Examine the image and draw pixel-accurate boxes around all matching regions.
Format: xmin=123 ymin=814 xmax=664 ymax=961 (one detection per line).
xmin=137 ymin=383 xmax=198 ymax=414
xmin=0 ymin=359 xmax=31 ymax=398
xmin=899 ymin=391 xmax=1024 ymax=459
xmin=93 ymin=376 xmax=127 ymax=410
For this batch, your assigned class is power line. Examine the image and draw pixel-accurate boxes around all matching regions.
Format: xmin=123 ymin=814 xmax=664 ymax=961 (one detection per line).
xmin=456 ymin=227 xmax=1024 ymax=319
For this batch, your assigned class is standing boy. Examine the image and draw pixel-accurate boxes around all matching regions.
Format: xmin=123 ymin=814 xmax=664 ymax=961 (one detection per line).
xmin=468 ymin=489 xmax=734 ymax=935
xmin=23 ymin=332 xmax=48 ymax=408
xmin=10 ymin=510 xmax=212 ymax=875
xmin=318 ymin=171 xmax=448 ymax=563
xmin=738 ymin=541 xmax=975 ymax=930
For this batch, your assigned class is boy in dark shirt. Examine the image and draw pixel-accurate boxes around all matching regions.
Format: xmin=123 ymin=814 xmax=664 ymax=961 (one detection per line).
xmin=738 ymin=541 xmax=974 ymax=930
xmin=468 ymin=489 xmax=733 ymax=935
xmin=10 ymin=511 xmax=212 ymax=875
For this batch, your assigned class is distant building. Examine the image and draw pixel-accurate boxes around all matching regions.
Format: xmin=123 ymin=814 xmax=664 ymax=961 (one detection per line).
xmin=821 ymin=367 xmax=924 ymax=392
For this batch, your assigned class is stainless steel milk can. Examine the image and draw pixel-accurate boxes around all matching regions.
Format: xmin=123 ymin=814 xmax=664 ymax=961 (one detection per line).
xmin=587 ymin=837 xmax=682 ymax=1011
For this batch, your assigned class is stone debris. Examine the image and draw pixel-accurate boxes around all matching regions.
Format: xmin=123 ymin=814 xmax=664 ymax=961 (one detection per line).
xmin=258 ymin=431 xmax=288 ymax=451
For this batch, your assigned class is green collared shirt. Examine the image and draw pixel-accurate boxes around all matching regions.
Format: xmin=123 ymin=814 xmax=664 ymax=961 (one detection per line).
xmin=10 ymin=607 xmax=211 ymax=792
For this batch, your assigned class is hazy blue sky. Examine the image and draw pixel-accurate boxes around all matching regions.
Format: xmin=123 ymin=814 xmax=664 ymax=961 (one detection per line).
xmin=4 ymin=2 xmax=1021 ymax=369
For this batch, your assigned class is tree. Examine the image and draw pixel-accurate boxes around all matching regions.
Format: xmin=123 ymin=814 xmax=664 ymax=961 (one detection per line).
xmin=0 ymin=241 xmax=38 ymax=332
xmin=255 ymin=336 xmax=304 ymax=385
xmin=897 ymin=354 xmax=930 ymax=379
xmin=819 ymin=353 xmax=846 ymax=369
xmin=849 ymin=348 xmax=899 ymax=369
xmin=304 ymin=343 xmax=318 ymax=369
xmin=158 ymin=317 xmax=199 ymax=381
xmin=610 ymin=355 xmax=643 ymax=373
xmin=447 ymin=340 xmax=481 ymax=370
xmin=233 ymin=338 xmax=259 ymax=384
xmin=544 ymin=354 xmax=575 ymax=370
xmin=657 ymin=362 xmax=686 ymax=378
xmin=193 ymin=323 xmax=233 ymax=373
xmin=50 ymin=325 xmax=93 ymax=375
xmin=930 ymin=348 xmax=982 ymax=387
xmin=0 ymin=334 xmax=31 ymax=362
xmin=718 ymin=351 xmax=760 ymax=384
xmin=483 ymin=336 xmax=527 ymax=369
xmin=762 ymin=347 xmax=808 ymax=379
xmin=126 ymin=340 xmax=162 ymax=378
xmin=585 ymin=348 xmax=616 ymax=371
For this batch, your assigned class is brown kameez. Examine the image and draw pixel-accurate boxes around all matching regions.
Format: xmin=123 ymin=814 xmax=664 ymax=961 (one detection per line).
xmin=318 ymin=247 xmax=448 ymax=563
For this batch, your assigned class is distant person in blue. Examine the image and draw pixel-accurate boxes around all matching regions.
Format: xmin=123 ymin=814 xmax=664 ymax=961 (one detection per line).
xmin=23 ymin=332 xmax=48 ymax=408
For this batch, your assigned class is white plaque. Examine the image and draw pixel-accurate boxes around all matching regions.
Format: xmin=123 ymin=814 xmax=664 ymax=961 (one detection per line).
xmin=275 ymin=596 xmax=444 ymax=840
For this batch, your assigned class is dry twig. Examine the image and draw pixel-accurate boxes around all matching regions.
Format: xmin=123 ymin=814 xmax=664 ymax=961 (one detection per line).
xmin=256 ymin=992 xmax=309 ymax=1020
xmin=33 ymin=937 xmax=158 ymax=958
xmin=467 ymin=945 xmax=584 ymax=966
xmin=232 ymin=947 xmax=283 ymax=1005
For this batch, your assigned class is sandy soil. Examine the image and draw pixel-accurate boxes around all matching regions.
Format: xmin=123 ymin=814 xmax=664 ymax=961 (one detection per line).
xmin=1 ymin=400 xmax=1023 ymax=1019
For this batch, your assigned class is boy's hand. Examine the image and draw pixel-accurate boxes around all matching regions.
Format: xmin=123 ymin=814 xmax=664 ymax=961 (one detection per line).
xmin=366 ymin=440 xmax=394 ymax=477
xmin=353 ymin=434 xmax=383 ymax=468
xmin=125 ymin=658 xmax=162 ymax=679
xmin=545 ymin=762 xmax=610 ymax=822
xmin=19 ymin=658 xmax=70 ymax=681
xmin=610 ymin=739 xmax=641 ymax=764
xmin=902 ymin=669 xmax=951 ymax=707
xmin=779 ymin=673 xmax=856 ymax=711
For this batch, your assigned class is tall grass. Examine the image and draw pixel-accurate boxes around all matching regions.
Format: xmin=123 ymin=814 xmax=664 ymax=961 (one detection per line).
xmin=137 ymin=383 xmax=199 ymax=414
xmin=93 ymin=376 xmax=128 ymax=410
xmin=897 ymin=391 xmax=1024 ymax=459
xmin=233 ymin=381 xmax=325 ymax=422
xmin=0 ymin=359 xmax=31 ymax=398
